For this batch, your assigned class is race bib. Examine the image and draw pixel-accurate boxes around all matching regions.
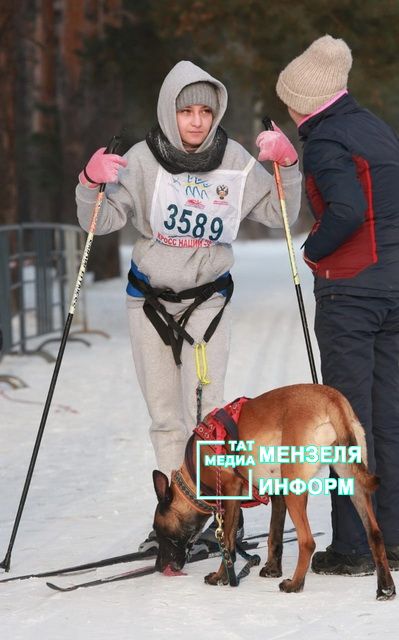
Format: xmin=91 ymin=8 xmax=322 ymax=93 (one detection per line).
xmin=150 ymin=160 xmax=254 ymax=247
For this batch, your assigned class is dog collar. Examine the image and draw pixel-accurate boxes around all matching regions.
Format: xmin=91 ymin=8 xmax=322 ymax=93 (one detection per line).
xmin=172 ymin=469 xmax=216 ymax=515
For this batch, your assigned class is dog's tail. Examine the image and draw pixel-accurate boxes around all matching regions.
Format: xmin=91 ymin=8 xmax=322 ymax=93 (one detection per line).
xmin=330 ymin=391 xmax=379 ymax=493
xmin=347 ymin=437 xmax=380 ymax=493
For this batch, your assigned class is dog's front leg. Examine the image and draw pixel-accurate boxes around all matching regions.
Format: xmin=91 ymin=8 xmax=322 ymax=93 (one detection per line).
xmin=204 ymin=559 xmax=229 ymax=586
xmin=204 ymin=483 xmax=242 ymax=587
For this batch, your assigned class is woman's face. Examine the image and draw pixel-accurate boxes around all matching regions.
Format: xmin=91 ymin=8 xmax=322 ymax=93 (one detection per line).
xmin=176 ymin=105 xmax=214 ymax=147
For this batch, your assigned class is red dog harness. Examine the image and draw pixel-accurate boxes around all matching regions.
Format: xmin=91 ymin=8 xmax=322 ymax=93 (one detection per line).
xmin=185 ymin=397 xmax=269 ymax=507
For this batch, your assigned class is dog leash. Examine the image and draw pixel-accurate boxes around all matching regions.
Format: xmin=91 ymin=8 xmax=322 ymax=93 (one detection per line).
xmin=214 ymin=511 xmax=239 ymax=586
xmin=213 ymin=464 xmax=241 ymax=587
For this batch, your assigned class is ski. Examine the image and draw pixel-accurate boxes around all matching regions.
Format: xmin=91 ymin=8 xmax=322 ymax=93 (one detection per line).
xmin=47 ymin=565 xmax=158 ymax=591
xmin=0 ymin=527 xmax=315 ymax=585
xmin=242 ymin=526 xmax=295 ymax=542
xmin=46 ymin=541 xmax=262 ymax=592
xmin=0 ymin=548 xmax=156 ymax=584
xmin=0 ymin=530 xmax=275 ymax=584
xmin=45 ymin=532 xmax=324 ymax=592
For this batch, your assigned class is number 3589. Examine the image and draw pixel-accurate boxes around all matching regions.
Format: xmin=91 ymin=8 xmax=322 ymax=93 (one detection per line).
xmin=164 ymin=204 xmax=224 ymax=241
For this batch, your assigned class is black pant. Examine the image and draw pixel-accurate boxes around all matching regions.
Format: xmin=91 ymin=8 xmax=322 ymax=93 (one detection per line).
xmin=315 ymin=294 xmax=399 ymax=554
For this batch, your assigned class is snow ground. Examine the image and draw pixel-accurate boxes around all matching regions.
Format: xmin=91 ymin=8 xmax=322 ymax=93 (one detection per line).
xmin=0 ymin=239 xmax=398 ymax=640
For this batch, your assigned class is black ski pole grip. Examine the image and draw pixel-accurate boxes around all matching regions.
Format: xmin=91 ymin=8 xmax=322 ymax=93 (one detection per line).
xmin=262 ymin=116 xmax=274 ymax=132
xmin=104 ymin=135 xmax=121 ymax=155
xmin=99 ymin=135 xmax=122 ymax=192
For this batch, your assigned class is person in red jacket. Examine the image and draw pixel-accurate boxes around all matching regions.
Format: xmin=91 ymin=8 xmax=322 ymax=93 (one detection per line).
xmin=257 ymin=34 xmax=399 ymax=575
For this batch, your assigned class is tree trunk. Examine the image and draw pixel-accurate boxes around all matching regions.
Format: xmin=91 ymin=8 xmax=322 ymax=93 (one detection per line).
xmin=0 ymin=3 xmax=19 ymax=225
xmin=29 ymin=0 xmax=61 ymax=223
xmin=77 ymin=0 xmax=123 ymax=280
xmin=58 ymin=0 xmax=85 ymax=227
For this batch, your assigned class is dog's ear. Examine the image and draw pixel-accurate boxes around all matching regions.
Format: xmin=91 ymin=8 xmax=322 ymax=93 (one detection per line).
xmin=153 ymin=470 xmax=173 ymax=505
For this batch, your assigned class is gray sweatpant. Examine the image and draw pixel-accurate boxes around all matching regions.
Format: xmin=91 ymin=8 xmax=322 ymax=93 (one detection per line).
xmin=127 ymin=297 xmax=231 ymax=478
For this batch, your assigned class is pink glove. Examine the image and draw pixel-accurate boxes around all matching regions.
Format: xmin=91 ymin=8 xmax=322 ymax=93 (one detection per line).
xmin=80 ymin=147 xmax=127 ymax=187
xmin=256 ymin=124 xmax=298 ymax=166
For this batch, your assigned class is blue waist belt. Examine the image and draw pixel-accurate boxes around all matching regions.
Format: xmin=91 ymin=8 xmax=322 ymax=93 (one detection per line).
xmin=126 ymin=261 xmax=151 ymax=297
xmin=126 ymin=261 xmax=229 ymax=298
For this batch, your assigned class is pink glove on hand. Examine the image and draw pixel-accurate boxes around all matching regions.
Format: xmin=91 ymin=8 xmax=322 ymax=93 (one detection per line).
xmin=256 ymin=124 xmax=298 ymax=166
xmin=80 ymin=147 xmax=128 ymax=187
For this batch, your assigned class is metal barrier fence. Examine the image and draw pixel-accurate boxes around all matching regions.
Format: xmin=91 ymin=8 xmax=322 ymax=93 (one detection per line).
xmin=0 ymin=223 xmax=93 ymax=387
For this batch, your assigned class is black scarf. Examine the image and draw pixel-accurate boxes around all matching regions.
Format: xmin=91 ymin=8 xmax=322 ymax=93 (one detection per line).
xmin=146 ymin=124 xmax=228 ymax=174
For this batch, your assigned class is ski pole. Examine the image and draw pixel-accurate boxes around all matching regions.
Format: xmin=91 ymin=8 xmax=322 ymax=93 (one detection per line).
xmin=262 ymin=117 xmax=318 ymax=384
xmin=0 ymin=136 xmax=121 ymax=572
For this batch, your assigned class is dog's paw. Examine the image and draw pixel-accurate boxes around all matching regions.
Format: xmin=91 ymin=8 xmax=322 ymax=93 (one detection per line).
xmin=204 ymin=571 xmax=228 ymax=586
xmin=376 ymin=584 xmax=396 ymax=601
xmin=259 ymin=561 xmax=282 ymax=578
xmin=279 ymin=578 xmax=304 ymax=593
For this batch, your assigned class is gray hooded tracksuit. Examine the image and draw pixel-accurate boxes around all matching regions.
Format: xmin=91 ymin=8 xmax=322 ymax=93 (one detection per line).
xmin=76 ymin=61 xmax=301 ymax=477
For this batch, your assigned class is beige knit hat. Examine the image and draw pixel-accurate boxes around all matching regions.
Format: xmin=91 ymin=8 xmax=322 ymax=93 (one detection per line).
xmin=176 ymin=81 xmax=218 ymax=112
xmin=276 ymin=35 xmax=352 ymax=115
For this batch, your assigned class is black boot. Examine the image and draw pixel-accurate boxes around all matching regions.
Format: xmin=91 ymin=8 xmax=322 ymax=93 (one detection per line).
xmin=137 ymin=529 xmax=159 ymax=555
xmin=138 ymin=529 xmax=209 ymax=560
xmin=311 ymin=545 xmax=375 ymax=576
xmin=386 ymin=545 xmax=399 ymax=571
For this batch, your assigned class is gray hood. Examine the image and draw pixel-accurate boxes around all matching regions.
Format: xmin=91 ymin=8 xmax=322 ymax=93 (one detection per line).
xmin=157 ymin=60 xmax=228 ymax=153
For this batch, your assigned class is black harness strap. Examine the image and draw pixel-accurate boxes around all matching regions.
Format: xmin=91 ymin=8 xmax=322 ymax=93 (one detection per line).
xmin=213 ymin=408 xmax=239 ymax=441
xmin=185 ymin=407 xmax=240 ymax=496
xmin=128 ymin=270 xmax=234 ymax=365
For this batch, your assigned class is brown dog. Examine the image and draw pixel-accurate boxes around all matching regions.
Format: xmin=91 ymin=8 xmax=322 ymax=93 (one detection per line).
xmin=152 ymin=384 xmax=395 ymax=600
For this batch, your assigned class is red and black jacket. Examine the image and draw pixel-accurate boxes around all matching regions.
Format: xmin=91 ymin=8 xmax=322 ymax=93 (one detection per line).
xmin=300 ymin=94 xmax=399 ymax=299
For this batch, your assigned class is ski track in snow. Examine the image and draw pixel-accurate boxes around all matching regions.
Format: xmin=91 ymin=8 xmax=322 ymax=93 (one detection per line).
xmin=0 ymin=239 xmax=398 ymax=639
